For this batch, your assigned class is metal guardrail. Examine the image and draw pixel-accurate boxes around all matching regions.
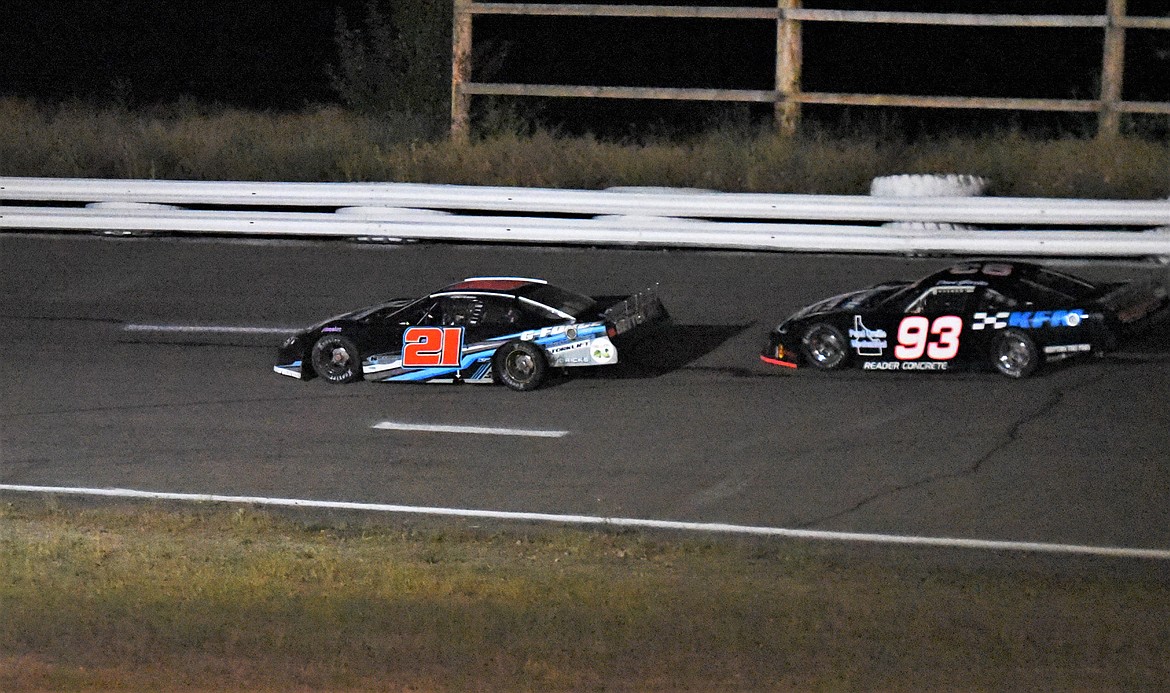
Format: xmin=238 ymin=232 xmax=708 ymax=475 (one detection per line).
xmin=1 ymin=177 xmax=1168 ymax=258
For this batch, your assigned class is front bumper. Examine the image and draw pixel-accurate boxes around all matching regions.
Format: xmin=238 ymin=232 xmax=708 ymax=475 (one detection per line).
xmin=274 ymin=361 xmax=305 ymax=378
xmin=274 ymin=332 xmax=312 ymax=380
xmin=760 ymin=332 xmax=798 ymax=369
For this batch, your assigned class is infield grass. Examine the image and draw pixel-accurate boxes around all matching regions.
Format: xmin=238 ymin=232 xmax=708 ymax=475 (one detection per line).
xmin=1 ymin=97 xmax=1168 ymax=199
xmin=2 ymin=499 xmax=1169 ymax=691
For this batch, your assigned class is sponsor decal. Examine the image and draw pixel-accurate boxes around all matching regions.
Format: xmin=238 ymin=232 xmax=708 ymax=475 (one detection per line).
xmin=521 ymin=324 xmax=572 ymax=341
xmin=590 ymin=339 xmax=616 ymax=364
xmin=863 ymin=360 xmax=949 ymax=371
xmin=1043 ymin=343 xmax=1092 ymax=355
xmin=521 ymin=322 xmax=602 ymax=341
xmin=1007 ymin=309 xmax=1086 ymax=329
xmin=848 ymin=315 xmax=887 ymax=356
xmin=973 ymin=309 xmax=1087 ymax=330
xmin=971 ymin=312 xmax=1010 ymax=330
xmin=322 ymin=326 xmax=342 ymax=333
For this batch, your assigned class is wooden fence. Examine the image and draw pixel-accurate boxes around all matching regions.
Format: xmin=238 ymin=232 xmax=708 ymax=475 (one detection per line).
xmin=450 ymin=0 xmax=1170 ymax=140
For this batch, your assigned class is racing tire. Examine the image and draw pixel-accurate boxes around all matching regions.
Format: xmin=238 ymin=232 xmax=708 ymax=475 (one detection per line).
xmin=801 ymin=323 xmax=849 ymax=371
xmin=991 ymin=329 xmax=1039 ymax=379
xmin=492 ymin=340 xmax=548 ymax=391
xmin=310 ymin=334 xmax=363 ymax=384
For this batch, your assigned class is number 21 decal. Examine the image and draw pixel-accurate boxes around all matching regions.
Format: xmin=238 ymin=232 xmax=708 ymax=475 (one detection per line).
xmin=403 ymin=326 xmax=464 ymax=367
xmin=894 ymin=315 xmax=962 ymax=361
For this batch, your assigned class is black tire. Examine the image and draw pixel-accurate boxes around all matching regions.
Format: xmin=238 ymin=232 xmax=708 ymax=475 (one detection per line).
xmin=801 ymin=323 xmax=849 ymax=370
xmin=310 ymin=334 xmax=363 ymax=384
xmin=492 ymin=340 xmax=548 ymax=391
xmin=991 ymin=329 xmax=1039 ymax=379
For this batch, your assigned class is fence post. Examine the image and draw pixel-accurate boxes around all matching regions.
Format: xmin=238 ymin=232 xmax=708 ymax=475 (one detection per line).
xmin=451 ymin=0 xmax=473 ymax=143
xmin=1099 ymin=0 xmax=1127 ymax=138
xmin=776 ymin=0 xmax=802 ymax=136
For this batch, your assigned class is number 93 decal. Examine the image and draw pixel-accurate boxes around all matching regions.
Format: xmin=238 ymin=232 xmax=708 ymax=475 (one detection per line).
xmin=403 ymin=326 xmax=464 ymax=367
xmin=894 ymin=315 xmax=962 ymax=361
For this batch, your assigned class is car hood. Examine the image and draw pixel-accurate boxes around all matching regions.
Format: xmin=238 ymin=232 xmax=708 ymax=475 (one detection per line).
xmin=784 ymin=282 xmax=908 ymax=324
xmin=301 ymin=298 xmax=416 ymax=333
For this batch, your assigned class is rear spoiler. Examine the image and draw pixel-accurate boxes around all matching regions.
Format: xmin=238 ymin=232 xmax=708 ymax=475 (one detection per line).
xmin=602 ymin=285 xmax=669 ymax=336
xmin=1097 ymin=279 xmax=1169 ymax=327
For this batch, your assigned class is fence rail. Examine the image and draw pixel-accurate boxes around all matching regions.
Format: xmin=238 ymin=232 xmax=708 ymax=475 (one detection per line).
xmin=1 ymin=177 xmax=1169 ymax=258
xmin=451 ymin=0 xmax=1170 ymax=139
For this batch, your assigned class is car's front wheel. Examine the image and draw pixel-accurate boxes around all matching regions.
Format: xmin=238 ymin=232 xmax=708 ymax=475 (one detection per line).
xmin=801 ymin=323 xmax=849 ymax=370
xmin=991 ymin=329 xmax=1039 ymax=379
xmin=492 ymin=340 xmax=548 ymax=391
xmin=310 ymin=334 xmax=363 ymax=384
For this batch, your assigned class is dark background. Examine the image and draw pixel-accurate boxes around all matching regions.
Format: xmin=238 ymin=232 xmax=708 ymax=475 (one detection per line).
xmin=1 ymin=1 xmax=1167 ymax=133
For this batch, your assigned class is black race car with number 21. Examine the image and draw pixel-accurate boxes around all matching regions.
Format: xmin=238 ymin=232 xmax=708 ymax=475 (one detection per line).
xmin=275 ymin=277 xmax=668 ymax=391
xmin=760 ymin=260 xmax=1167 ymax=378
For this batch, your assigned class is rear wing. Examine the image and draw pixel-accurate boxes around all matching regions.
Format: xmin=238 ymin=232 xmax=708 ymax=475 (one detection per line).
xmin=1098 ymin=279 xmax=1169 ymax=329
xmin=602 ymin=285 xmax=669 ymax=336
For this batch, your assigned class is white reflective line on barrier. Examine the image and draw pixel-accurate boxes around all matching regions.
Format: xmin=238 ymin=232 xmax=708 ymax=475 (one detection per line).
xmin=124 ymin=324 xmax=296 ymax=335
xmin=2 ymin=484 xmax=1169 ymax=560
xmin=372 ymin=421 xmax=569 ymax=438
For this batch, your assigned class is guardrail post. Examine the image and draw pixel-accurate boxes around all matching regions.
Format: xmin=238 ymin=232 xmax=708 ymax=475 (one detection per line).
xmin=776 ymin=0 xmax=802 ymax=136
xmin=451 ymin=0 xmax=474 ymax=143
xmin=1099 ymin=0 xmax=1127 ymax=138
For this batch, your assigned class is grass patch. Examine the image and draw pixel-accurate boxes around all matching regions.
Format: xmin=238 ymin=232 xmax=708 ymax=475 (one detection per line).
xmin=2 ymin=499 xmax=1169 ymax=690
xmin=1 ymin=97 xmax=1168 ymax=198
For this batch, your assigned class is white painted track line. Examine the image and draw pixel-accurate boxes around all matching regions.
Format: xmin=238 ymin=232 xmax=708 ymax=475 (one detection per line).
xmin=124 ymin=324 xmax=296 ymax=335
xmin=373 ymin=421 xmax=569 ymax=438
xmin=3 ymin=484 xmax=1169 ymax=560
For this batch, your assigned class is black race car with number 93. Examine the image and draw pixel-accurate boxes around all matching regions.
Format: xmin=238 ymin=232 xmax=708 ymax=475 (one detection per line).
xmin=275 ymin=277 xmax=667 ymax=391
xmin=760 ymin=260 xmax=1167 ymax=378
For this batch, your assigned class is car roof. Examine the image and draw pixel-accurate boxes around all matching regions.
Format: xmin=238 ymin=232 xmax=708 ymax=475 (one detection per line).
xmin=437 ymin=277 xmax=548 ymax=295
xmin=922 ymin=261 xmax=1038 ymax=287
xmin=913 ymin=260 xmax=1099 ymax=301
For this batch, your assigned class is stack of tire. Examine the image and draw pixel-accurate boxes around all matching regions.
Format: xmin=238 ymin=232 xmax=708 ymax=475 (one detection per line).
xmin=870 ymin=174 xmax=989 ymax=231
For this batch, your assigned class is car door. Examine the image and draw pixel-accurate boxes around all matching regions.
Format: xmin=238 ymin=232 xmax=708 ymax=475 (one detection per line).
xmin=893 ymin=284 xmax=976 ymax=371
xmin=362 ymin=297 xmax=441 ymax=367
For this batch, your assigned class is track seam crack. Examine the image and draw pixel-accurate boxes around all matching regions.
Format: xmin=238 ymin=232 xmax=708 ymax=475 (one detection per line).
xmin=794 ymin=366 xmax=1112 ymax=530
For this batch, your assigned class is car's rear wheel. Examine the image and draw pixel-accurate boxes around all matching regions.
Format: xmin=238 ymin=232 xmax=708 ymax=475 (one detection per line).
xmin=802 ymin=323 xmax=849 ymax=370
xmin=310 ymin=334 xmax=363 ymax=384
xmin=991 ymin=329 xmax=1039 ymax=379
xmin=492 ymin=340 xmax=548 ymax=391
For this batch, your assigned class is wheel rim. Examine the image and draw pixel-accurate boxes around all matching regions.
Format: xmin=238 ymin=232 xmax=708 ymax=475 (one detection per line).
xmin=996 ymin=334 xmax=1031 ymax=375
xmin=506 ymin=351 xmax=536 ymax=382
xmin=329 ymin=346 xmax=350 ymax=367
xmin=317 ymin=342 xmax=352 ymax=378
xmin=806 ymin=328 xmax=844 ymax=368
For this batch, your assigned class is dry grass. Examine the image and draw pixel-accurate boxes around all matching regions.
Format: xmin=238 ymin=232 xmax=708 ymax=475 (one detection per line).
xmin=1 ymin=97 xmax=1168 ymax=198
xmin=2 ymin=499 xmax=1170 ymax=691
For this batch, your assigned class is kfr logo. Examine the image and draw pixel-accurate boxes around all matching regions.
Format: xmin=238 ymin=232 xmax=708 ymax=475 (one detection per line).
xmin=1006 ymin=310 xmax=1087 ymax=329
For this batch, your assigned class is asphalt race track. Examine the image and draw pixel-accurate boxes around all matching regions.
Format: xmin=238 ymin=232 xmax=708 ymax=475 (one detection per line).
xmin=3 ymin=234 xmax=1170 ymax=557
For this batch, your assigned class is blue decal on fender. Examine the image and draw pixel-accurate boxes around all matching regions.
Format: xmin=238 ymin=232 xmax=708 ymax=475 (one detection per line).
xmin=1006 ymin=309 xmax=1086 ymax=329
